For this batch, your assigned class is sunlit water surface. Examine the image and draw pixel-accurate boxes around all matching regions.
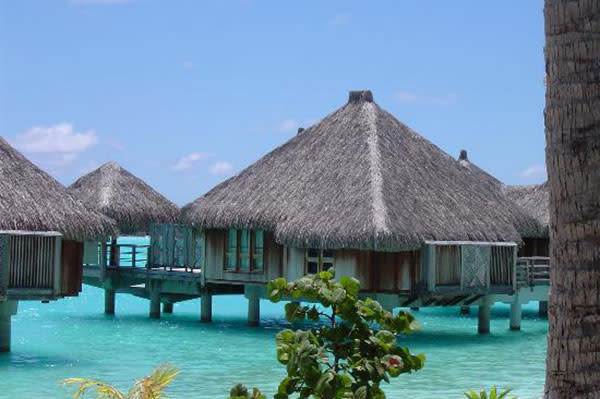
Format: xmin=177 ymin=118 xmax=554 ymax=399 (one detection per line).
xmin=1 ymin=240 xmax=547 ymax=399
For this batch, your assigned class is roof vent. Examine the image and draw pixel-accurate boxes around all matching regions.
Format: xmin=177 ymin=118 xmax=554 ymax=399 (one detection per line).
xmin=348 ymin=90 xmax=373 ymax=103
xmin=297 ymin=127 xmax=305 ymax=135
xmin=458 ymin=149 xmax=468 ymax=161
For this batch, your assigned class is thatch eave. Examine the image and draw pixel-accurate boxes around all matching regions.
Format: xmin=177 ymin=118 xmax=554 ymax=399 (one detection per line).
xmin=0 ymin=137 xmax=117 ymax=241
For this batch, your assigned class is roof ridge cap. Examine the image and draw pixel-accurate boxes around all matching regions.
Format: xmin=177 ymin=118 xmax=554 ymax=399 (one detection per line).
xmin=362 ymin=102 xmax=389 ymax=235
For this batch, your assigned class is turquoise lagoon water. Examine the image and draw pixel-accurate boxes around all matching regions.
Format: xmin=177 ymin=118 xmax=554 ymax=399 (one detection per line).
xmin=1 ymin=239 xmax=547 ymax=399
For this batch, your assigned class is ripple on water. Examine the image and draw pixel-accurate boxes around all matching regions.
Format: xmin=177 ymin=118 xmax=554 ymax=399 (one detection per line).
xmin=1 ymin=286 xmax=547 ymax=399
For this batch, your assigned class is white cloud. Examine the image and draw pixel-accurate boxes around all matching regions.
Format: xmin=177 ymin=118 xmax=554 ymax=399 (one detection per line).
xmin=14 ymin=123 xmax=98 ymax=154
xmin=278 ymin=119 xmax=300 ymax=133
xmin=12 ymin=123 xmax=98 ymax=172
xmin=329 ymin=13 xmax=350 ymax=25
xmin=172 ymin=152 xmax=211 ymax=171
xmin=395 ymin=90 xmax=460 ymax=106
xmin=210 ymin=161 xmax=233 ymax=176
xmin=518 ymin=165 xmax=546 ymax=179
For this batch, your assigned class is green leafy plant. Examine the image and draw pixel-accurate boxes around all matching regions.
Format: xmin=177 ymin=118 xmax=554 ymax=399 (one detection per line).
xmin=250 ymin=268 xmax=424 ymax=399
xmin=464 ymin=386 xmax=518 ymax=399
xmin=229 ymin=383 xmax=267 ymax=399
xmin=62 ymin=363 xmax=179 ymax=399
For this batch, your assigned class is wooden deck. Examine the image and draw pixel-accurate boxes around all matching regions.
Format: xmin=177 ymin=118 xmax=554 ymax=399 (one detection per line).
xmin=82 ymin=242 xmax=551 ymax=333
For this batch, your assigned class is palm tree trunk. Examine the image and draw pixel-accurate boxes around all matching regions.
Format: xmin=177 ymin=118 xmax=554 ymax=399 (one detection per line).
xmin=544 ymin=1 xmax=600 ymax=398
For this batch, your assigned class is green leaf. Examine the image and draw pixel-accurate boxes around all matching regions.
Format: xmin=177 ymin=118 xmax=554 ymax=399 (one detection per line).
xmin=354 ymin=386 xmax=368 ymax=399
xmin=339 ymin=276 xmax=360 ymax=297
xmin=307 ymin=307 xmax=320 ymax=322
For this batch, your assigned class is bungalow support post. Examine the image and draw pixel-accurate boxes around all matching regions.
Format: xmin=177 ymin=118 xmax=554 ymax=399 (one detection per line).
xmin=149 ymin=281 xmax=161 ymax=319
xmin=200 ymin=292 xmax=212 ymax=323
xmin=460 ymin=306 xmax=471 ymax=315
xmin=245 ymin=285 xmax=262 ymax=327
xmin=478 ymin=297 xmax=491 ymax=334
xmin=539 ymin=301 xmax=548 ymax=318
xmin=510 ymin=302 xmax=522 ymax=331
xmin=163 ymin=302 xmax=173 ymax=314
xmin=0 ymin=300 xmax=18 ymax=352
xmin=248 ymin=296 xmax=260 ymax=327
xmin=104 ymin=288 xmax=115 ymax=315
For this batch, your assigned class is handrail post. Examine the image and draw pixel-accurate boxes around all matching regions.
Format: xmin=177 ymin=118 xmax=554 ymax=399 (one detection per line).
xmin=132 ymin=245 xmax=137 ymax=268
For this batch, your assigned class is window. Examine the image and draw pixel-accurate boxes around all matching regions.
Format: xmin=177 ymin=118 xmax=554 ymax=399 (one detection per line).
xmin=226 ymin=229 xmax=237 ymax=270
xmin=240 ymin=229 xmax=250 ymax=271
xmin=305 ymin=249 xmax=335 ymax=274
xmin=252 ymin=230 xmax=264 ymax=271
xmin=224 ymin=229 xmax=265 ymax=272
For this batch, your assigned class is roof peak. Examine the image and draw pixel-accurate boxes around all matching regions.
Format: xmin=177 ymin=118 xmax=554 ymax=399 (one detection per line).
xmin=348 ymin=90 xmax=373 ymax=103
xmin=101 ymin=161 xmax=122 ymax=169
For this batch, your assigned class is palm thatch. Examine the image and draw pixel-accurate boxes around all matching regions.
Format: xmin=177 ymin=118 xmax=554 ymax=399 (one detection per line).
xmin=457 ymin=149 xmax=503 ymax=190
xmin=456 ymin=150 xmax=543 ymax=238
xmin=0 ymin=137 xmax=116 ymax=240
xmin=68 ymin=162 xmax=179 ymax=234
xmin=503 ymin=182 xmax=549 ymax=238
xmin=182 ymin=90 xmax=542 ymax=250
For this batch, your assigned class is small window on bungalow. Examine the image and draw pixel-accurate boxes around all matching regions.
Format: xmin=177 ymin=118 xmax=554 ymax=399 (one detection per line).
xmin=226 ymin=229 xmax=237 ymax=270
xmin=224 ymin=229 xmax=265 ymax=273
xmin=239 ymin=229 xmax=251 ymax=271
xmin=305 ymin=249 xmax=335 ymax=274
xmin=252 ymin=230 xmax=264 ymax=271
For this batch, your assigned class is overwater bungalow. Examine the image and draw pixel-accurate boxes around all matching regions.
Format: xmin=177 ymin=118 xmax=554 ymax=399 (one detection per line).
xmin=457 ymin=151 xmax=551 ymax=319
xmin=68 ymin=162 xmax=179 ymax=314
xmin=68 ymin=162 xmax=179 ymax=235
xmin=175 ymin=90 xmax=547 ymax=332
xmin=504 ymin=182 xmax=550 ymax=256
xmin=0 ymin=138 xmax=116 ymax=351
xmin=81 ymin=91 xmax=550 ymax=333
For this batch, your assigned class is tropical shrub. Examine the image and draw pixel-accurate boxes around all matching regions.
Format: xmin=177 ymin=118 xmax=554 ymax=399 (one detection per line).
xmin=464 ymin=386 xmax=517 ymax=399
xmin=62 ymin=363 xmax=178 ymax=399
xmin=234 ymin=268 xmax=425 ymax=399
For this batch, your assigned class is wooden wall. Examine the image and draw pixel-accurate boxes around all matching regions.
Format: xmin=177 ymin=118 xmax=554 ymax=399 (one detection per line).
xmin=204 ymin=228 xmax=423 ymax=292
xmin=282 ymin=247 xmax=422 ymax=293
xmin=61 ymin=240 xmax=83 ymax=296
xmin=204 ymin=229 xmax=282 ymax=284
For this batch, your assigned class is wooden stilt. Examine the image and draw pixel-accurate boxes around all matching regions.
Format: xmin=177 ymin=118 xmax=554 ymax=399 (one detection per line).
xmin=510 ymin=303 xmax=522 ymax=331
xmin=201 ymin=293 xmax=212 ymax=323
xmin=478 ymin=298 xmax=491 ymax=334
xmin=163 ymin=302 xmax=173 ymax=314
xmin=104 ymin=289 xmax=115 ymax=315
xmin=0 ymin=301 xmax=18 ymax=352
xmin=149 ymin=282 xmax=161 ymax=319
xmin=539 ymin=301 xmax=548 ymax=318
xmin=248 ymin=296 xmax=260 ymax=327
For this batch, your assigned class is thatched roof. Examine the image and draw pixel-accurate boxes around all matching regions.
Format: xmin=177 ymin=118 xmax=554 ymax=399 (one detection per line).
xmin=182 ymin=90 xmax=543 ymax=249
xmin=0 ymin=137 xmax=116 ymax=240
xmin=456 ymin=150 xmax=544 ymax=238
xmin=456 ymin=150 xmax=503 ymax=191
xmin=68 ymin=162 xmax=179 ymax=234
xmin=503 ymin=182 xmax=549 ymax=238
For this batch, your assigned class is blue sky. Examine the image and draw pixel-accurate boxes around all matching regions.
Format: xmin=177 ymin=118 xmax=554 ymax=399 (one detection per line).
xmin=0 ymin=0 xmax=546 ymax=206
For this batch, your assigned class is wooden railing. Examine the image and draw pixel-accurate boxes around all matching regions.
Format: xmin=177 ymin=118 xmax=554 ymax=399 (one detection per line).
xmin=107 ymin=244 xmax=149 ymax=268
xmin=516 ymin=257 xmax=550 ymax=288
xmin=7 ymin=233 xmax=59 ymax=290
xmin=86 ymin=242 xmax=201 ymax=274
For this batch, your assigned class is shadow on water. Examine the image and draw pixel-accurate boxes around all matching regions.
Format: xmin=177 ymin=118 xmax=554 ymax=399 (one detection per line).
xmin=0 ymin=351 xmax=95 ymax=370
